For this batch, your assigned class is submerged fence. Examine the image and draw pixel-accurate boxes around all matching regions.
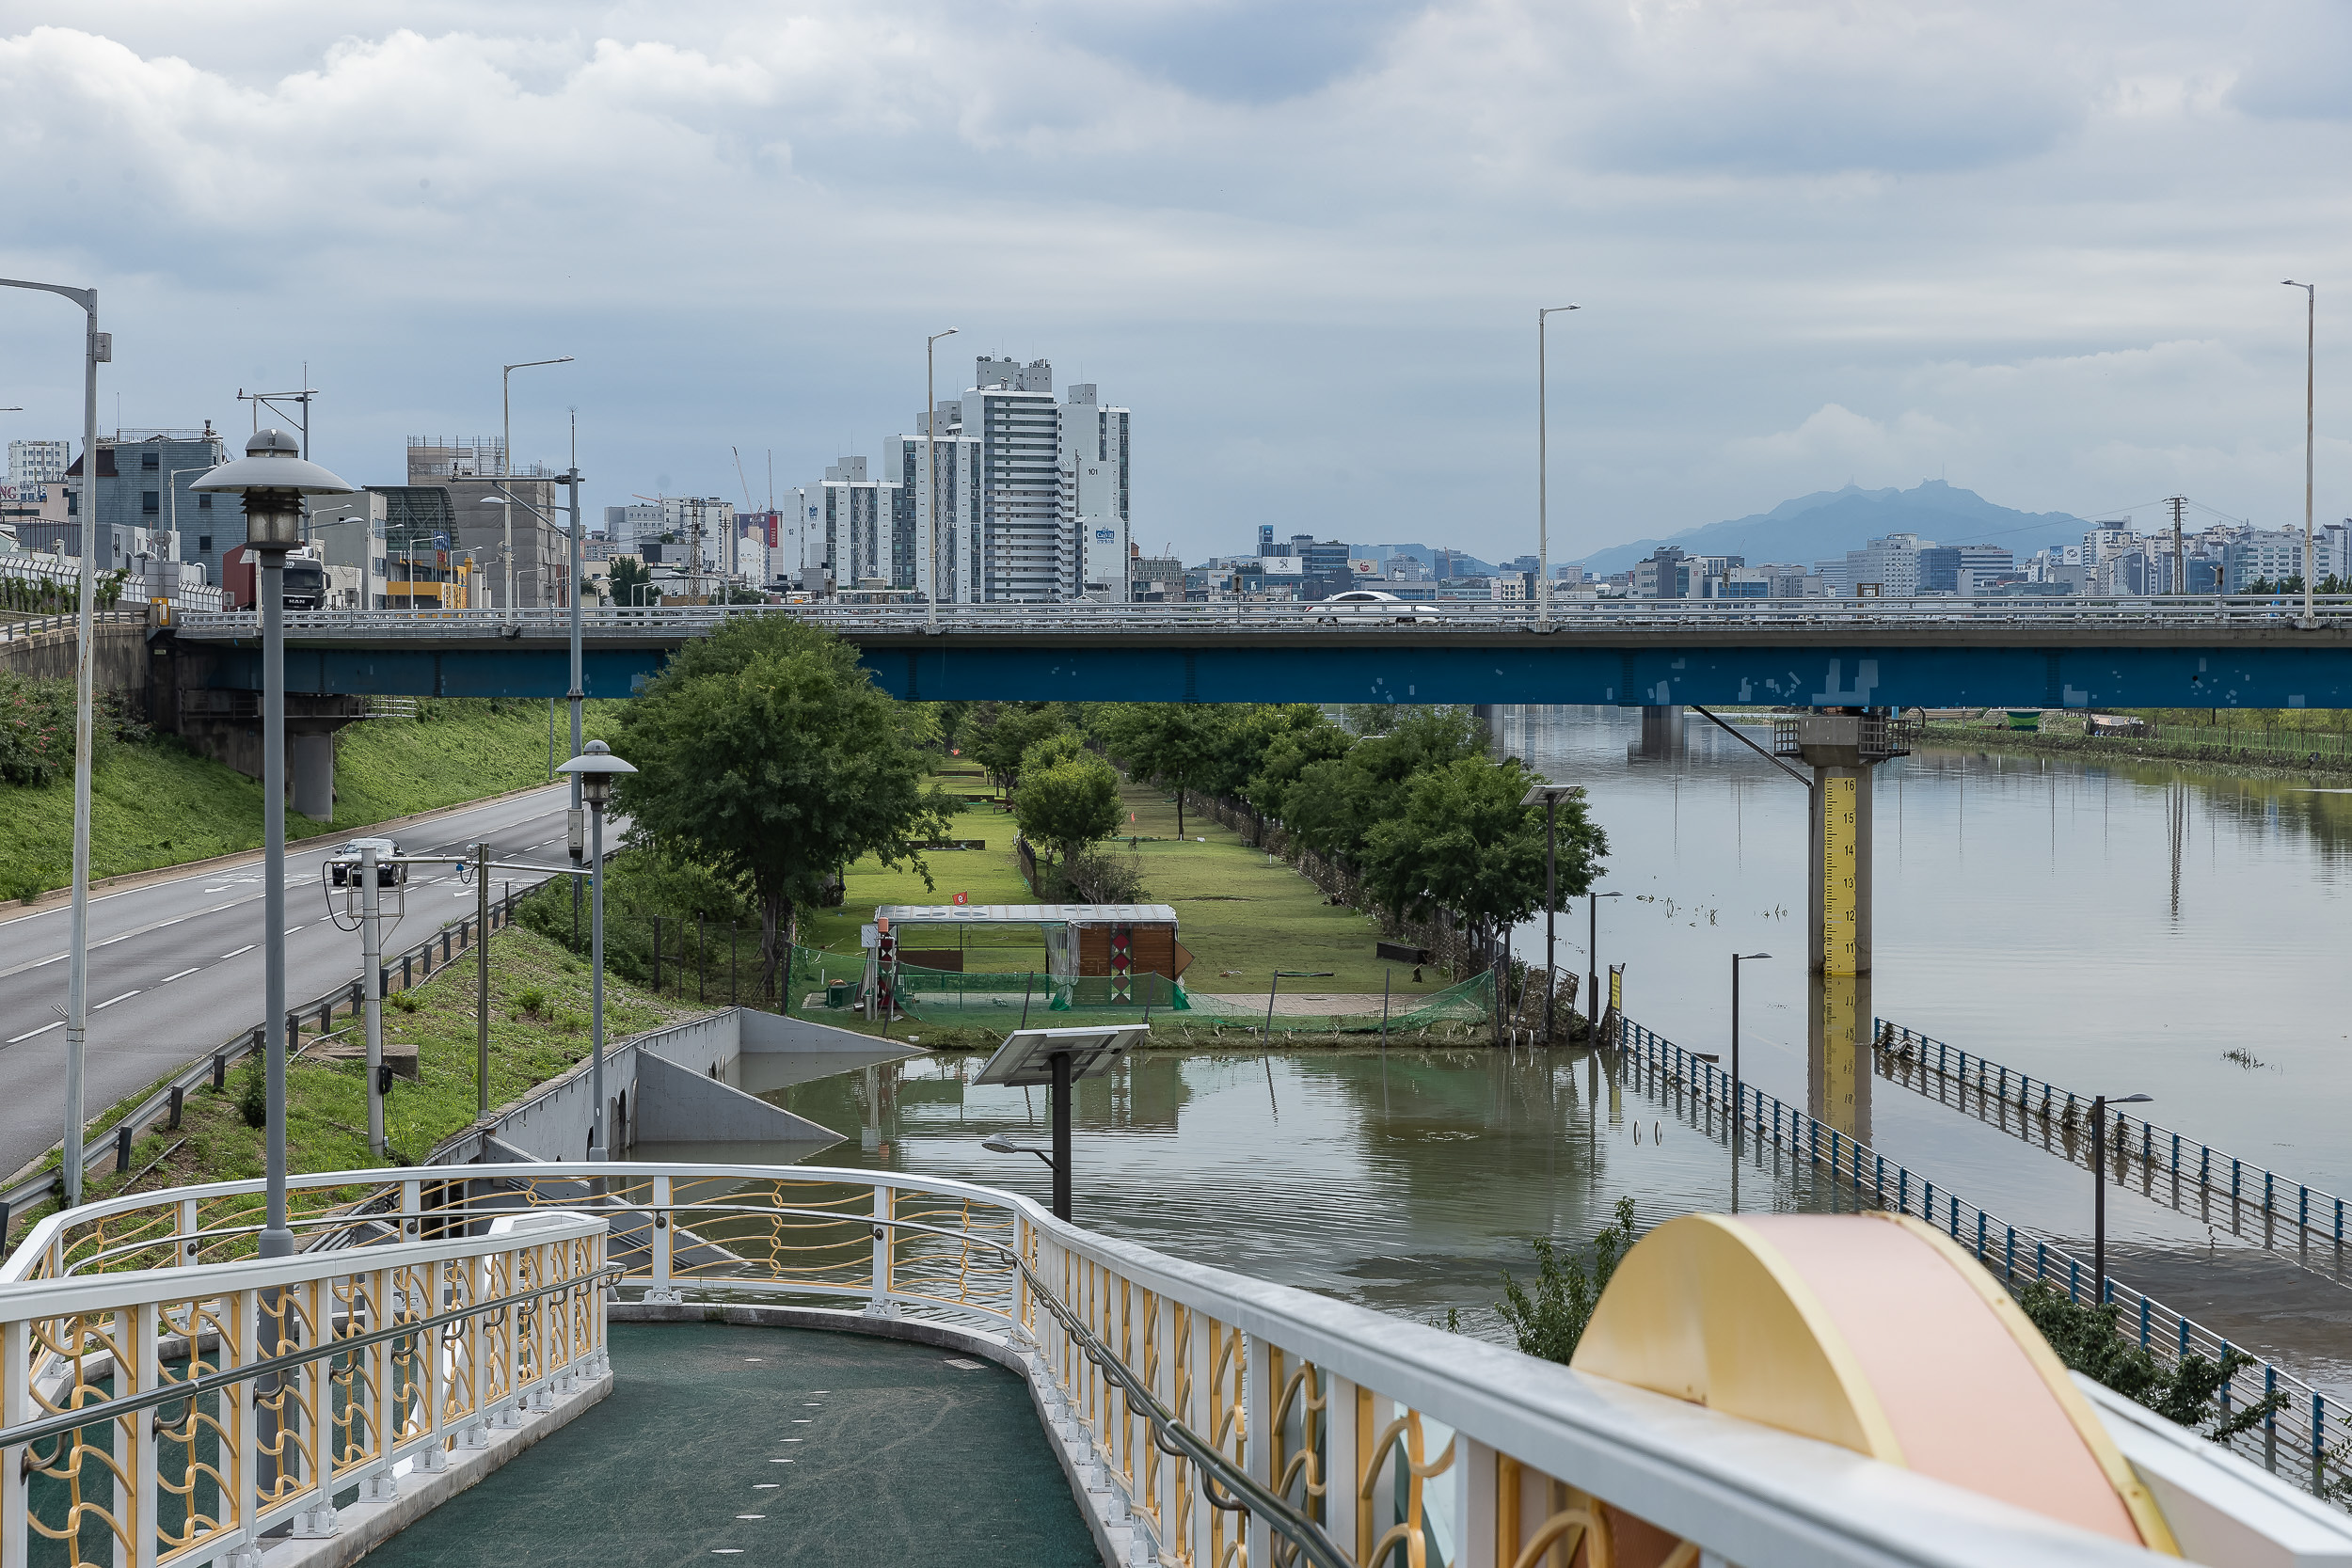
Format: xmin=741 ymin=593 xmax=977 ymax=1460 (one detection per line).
xmin=1614 ymin=1015 xmax=2344 ymax=1497
xmin=1875 ymin=1021 xmax=2347 ymax=1251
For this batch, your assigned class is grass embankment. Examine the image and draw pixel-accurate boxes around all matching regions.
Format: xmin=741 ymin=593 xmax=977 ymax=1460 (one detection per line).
xmin=31 ymin=922 xmax=695 ymax=1225
xmin=0 ymin=698 xmax=621 ymax=898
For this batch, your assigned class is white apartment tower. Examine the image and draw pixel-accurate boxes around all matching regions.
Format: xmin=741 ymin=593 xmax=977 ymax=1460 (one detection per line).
xmin=813 ymin=457 xmax=902 ymax=587
xmin=8 ymin=439 xmax=69 ymax=487
xmin=1062 ymin=382 xmax=1132 ymax=602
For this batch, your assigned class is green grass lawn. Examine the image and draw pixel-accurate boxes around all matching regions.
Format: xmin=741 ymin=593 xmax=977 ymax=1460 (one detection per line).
xmin=801 ymin=767 xmax=1443 ymax=998
xmin=0 ymin=699 xmax=621 ymax=898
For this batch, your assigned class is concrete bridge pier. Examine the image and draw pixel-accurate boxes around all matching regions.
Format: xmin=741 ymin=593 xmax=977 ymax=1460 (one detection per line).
xmin=1627 ymin=704 xmax=1684 ymax=762
xmin=290 ymin=730 xmax=335 ymax=821
xmin=1788 ymin=711 xmax=1904 ymax=1143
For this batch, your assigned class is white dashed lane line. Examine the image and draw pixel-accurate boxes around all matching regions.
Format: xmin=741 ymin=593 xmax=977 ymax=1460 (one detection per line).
xmin=221 ymin=945 xmax=255 ymax=958
xmin=160 ymin=968 xmax=200 ymax=983
xmin=5 ymin=1022 xmax=62 ymax=1044
xmin=92 ymin=990 xmax=139 ymax=1010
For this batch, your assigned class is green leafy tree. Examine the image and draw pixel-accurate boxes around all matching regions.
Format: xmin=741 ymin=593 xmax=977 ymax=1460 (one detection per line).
xmin=611 ymin=615 xmax=954 ymax=1003
xmin=1496 ymin=1198 xmax=1642 ymax=1364
xmin=1243 ymin=709 xmax=1358 ymax=822
xmin=1280 ymin=707 xmax=1487 ymax=862
xmin=1358 ymin=758 xmax=1603 ymax=972
xmin=1100 ymin=704 xmax=1227 ymax=836
xmin=2011 ymin=1282 xmax=2284 ymax=1441
xmin=608 ymin=557 xmax=652 ymax=607
xmin=1022 ymin=730 xmax=1089 ymax=776
xmin=972 ymin=704 xmax=1069 ymax=795
xmin=1013 ymin=756 xmax=1124 ymax=871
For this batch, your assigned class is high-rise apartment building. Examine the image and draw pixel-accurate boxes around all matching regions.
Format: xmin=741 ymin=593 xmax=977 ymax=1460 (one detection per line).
xmin=8 ymin=439 xmax=69 ymax=486
xmin=812 ymin=458 xmax=902 ymax=588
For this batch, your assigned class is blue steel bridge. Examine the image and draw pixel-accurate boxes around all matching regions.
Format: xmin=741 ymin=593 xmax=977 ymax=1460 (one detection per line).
xmin=166 ymin=597 xmax=2352 ymax=709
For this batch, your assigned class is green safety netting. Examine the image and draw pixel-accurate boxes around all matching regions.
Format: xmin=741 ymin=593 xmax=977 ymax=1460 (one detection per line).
xmin=783 ymin=944 xmax=1498 ymax=1038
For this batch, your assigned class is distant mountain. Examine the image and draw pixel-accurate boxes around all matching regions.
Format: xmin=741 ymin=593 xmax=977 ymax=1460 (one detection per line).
xmin=1574 ymin=481 xmax=2090 ymax=577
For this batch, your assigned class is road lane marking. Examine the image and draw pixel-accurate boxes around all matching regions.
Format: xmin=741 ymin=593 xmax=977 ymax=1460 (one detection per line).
xmin=92 ymin=991 xmax=139 ymax=1010
xmin=160 ymin=968 xmax=200 ymax=983
xmin=221 ymin=945 xmax=255 ymax=958
xmin=4 ymin=1022 xmax=62 ymax=1044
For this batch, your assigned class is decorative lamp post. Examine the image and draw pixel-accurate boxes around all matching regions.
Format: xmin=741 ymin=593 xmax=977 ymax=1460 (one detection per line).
xmin=557 ymin=739 xmax=637 ymax=1159
xmin=2091 ymin=1092 xmax=2153 ymax=1303
xmin=192 ymin=430 xmax=356 ymax=1255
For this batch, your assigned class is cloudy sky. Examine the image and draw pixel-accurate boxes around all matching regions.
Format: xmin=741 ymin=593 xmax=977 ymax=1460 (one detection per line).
xmin=3 ymin=1 xmax=2349 ymax=562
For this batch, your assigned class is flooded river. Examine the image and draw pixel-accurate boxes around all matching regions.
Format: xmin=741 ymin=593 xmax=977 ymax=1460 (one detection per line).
xmin=742 ymin=708 xmax=2352 ymax=1392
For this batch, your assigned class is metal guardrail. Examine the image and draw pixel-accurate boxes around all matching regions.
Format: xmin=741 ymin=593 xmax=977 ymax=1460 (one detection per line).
xmin=1613 ymin=1017 xmax=2341 ymax=1496
xmin=0 ymin=607 xmax=147 ymax=643
xmin=0 ymin=1162 xmax=2211 ymax=1566
xmin=1874 ymin=1021 xmax=2347 ymax=1250
xmin=0 ymin=876 xmax=556 ymax=1221
xmin=165 ymin=594 xmax=2352 ymax=640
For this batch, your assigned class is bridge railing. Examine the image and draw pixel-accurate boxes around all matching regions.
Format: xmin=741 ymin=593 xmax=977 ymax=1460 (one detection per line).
xmin=0 ymin=1208 xmax=608 ymax=1568
xmin=0 ymin=1162 xmax=2269 ymax=1566
xmin=167 ymin=593 xmax=2352 ymax=638
xmin=1613 ymin=1017 xmax=2341 ymax=1496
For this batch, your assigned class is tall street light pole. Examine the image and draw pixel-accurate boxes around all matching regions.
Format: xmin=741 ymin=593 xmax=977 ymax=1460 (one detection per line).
xmin=501 ymin=356 xmax=571 ymax=615
xmin=1730 ymin=951 xmax=1771 ymax=1132
xmin=926 ymin=328 xmax=959 ymax=628
xmin=0 ymin=277 xmax=103 ymax=1206
xmin=1537 ymin=304 xmax=1579 ymax=633
xmin=193 ymin=433 xmax=356 ymax=1255
xmin=2283 ymin=282 xmax=2316 ymax=626
xmin=559 ymin=741 xmax=636 ymax=1159
xmin=1520 ymin=781 xmax=1582 ymax=1041
xmin=2091 ymin=1091 xmax=2153 ymax=1304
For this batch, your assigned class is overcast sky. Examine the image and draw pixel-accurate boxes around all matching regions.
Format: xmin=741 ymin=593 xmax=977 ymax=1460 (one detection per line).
xmin=4 ymin=1 xmax=2349 ymax=562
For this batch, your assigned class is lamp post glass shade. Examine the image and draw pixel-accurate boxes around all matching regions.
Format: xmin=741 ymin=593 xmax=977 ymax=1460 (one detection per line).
xmin=556 ymin=738 xmax=636 ymax=805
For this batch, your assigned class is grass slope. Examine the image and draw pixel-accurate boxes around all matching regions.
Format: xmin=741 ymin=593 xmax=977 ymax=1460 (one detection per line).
xmin=0 ymin=699 xmax=620 ymax=897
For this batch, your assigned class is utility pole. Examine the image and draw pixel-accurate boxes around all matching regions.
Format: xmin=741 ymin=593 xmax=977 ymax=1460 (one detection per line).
xmin=1537 ymin=305 xmax=1579 ymax=632
xmin=2283 ymin=281 xmax=2316 ymax=626
xmin=927 ymin=328 xmax=960 ymax=625
xmin=2168 ymin=497 xmax=2186 ymax=594
xmin=361 ymin=844 xmax=385 ymax=1159
xmin=476 ymin=840 xmax=492 ymax=1122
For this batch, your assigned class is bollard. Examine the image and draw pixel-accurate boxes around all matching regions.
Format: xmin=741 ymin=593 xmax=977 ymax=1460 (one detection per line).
xmin=0 ymin=1199 xmax=10 ymax=1257
xmin=2139 ymin=1297 xmax=2151 ymax=1348
xmin=167 ymin=1085 xmax=183 ymax=1132
xmin=213 ymin=1052 xmax=227 ymax=1091
xmin=116 ymin=1124 xmax=132 ymax=1172
xmin=404 ymin=954 xmax=414 ymax=990
xmin=2005 ymin=1226 xmax=2015 ymax=1279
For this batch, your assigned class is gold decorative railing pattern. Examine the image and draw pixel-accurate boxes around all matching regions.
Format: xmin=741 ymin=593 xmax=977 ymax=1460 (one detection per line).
xmin=0 ymin=1165 xmax=2202 ymax=1567
xmin=0 ymin=1213 xmax=608 ymax=1568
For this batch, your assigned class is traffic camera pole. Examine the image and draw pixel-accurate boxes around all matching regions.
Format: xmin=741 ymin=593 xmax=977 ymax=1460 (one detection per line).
xmin=362 ymin=844 xmax=385 ymax=1158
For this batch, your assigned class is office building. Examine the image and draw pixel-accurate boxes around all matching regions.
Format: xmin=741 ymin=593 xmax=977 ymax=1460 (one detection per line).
xmin=62 ymin=427 xmax=231 ymax=586
xmin=1916 ymin=545 xmax=2014 ymax=594
xmin=406 ymin=436 xmax=564 ymax=609
xmin=2223 ymin=528 xmax=2309 ymax=591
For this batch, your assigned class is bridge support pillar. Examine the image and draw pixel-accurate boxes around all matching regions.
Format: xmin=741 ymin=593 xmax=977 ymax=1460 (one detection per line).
xmin=290 ymin=732 xmax=334 ymax=822
xmin=1627 ymin=705 xmax=1683 ymax=763
xmin=1789 ymin=711 xmax=1905 ymax=1144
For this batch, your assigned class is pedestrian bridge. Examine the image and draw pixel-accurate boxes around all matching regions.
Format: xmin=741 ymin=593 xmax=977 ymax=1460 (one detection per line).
xmin=164 ymin=598 xmax=2352 ymax=709
xmin=5 ymin=1157 xmax=2344 ymax=1568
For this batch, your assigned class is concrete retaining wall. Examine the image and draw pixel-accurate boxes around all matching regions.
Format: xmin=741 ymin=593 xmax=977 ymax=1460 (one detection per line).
xmin=0 ymin=621 xmax=150 ymax=689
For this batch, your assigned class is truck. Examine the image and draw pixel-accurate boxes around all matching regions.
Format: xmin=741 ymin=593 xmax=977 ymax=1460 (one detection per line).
xmin=220 ymin=544 xmax=328 ymax=610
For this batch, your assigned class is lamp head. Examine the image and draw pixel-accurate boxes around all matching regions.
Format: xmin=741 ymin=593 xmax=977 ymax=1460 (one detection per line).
xmin=980 ymin=1136 xmax=1020 ymax=1154
xmin=189 ymin=429 xmax=356 ymax=552
xmin=1738 ymin=952 xmax=1772 ymax=960
xmin=555 ymin=737 xmax=637 ymax=806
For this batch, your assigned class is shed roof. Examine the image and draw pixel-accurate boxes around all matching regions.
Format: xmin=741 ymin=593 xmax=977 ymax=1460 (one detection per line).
xmin=876 ymin=903 xmax=1177 ymax=927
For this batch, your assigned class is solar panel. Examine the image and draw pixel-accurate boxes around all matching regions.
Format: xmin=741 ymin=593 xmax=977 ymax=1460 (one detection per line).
xmin=973 ymin=1024 xmax=1149 ymax=1088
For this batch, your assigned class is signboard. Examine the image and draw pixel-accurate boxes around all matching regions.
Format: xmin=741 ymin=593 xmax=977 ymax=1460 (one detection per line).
xmin=1094 ymin=528 xmax=1115 ymax=543
xmin=860 ymin=923 xmax=880 ymax=950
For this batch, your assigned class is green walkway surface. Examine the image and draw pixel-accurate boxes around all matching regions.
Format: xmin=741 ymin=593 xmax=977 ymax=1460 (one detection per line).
xmin=367 ymin=1323 xmax=1098 ymax=1567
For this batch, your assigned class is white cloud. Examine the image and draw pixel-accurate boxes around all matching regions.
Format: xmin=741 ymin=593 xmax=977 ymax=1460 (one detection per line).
xmin=1 ymin=2 xmax=2349 ymax=560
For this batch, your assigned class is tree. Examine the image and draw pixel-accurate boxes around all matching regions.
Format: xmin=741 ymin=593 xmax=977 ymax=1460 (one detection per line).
xmin=1358 ymin=758 xmax=1604 ymax=972
xmin=1022 ymin=729 xmax=1089 ymax=776
xmin=1279 ymin=707 xmax=1486 ymax=862
xmin=1013 ymin=756 xmax=1123 ymax=871
xmin=1242 ymin=708 xmax=1357 ymax=823
xmin=608 ymin=557 xmax=652 ymax=607
xmin=972 ymin=704 xmax=1068 ymax=795
xmin=1495 ymin=1198 xmax=1641 ymax=1364
xmin=611 ymin=615 xmax=954 ymax=1004
xmin=1100 ymin=704 xmax=1226 ymax=836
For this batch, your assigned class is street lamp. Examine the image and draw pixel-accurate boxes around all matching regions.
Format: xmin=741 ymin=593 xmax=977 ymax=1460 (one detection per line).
xmin=2091 ymin=1091 xmax=2153 ymax=1304
xmin=1521 ymin=780 xmax=1582 ymax=1040
xmin=557 ymin=740 xmax=637 ymax=1160
xmin=193 ymin=431 xmax=356 ymax=1255
xmin=479 ymin=474 xmax=587 ymax=858
xmin=926 ymin=328 xmax=959 ymax=628
xmin=1 ymin=275 xmax=103 ymax=1207
xmin=981 ymin=1135 xmax=1054 ymax=1168
xmin=1537 ymin=304 xmax=1580 ymax=632
xmin=2282 ymin=282 xmax=2316 ymax=626
xmin=1730 ymin=952 xmax=1771 ymax=1123
xmin=1587 ymin=890 xmax=1621 ymax=1045
xmin=499 ymin=356 xmax=571 ymax=613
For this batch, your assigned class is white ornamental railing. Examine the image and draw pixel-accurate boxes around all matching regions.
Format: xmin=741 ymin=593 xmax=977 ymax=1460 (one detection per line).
xmin=0 ymin=1207 xmax=608 ymax=1568
xmin=11 ymin=1164 xmax=2334 ymax=1567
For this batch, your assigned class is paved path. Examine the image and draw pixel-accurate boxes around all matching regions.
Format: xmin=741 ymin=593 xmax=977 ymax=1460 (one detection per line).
xmin=364 ymin=1321 xmax=1095 ymax=1567
xmin=0 ymin=785 xmax=585 ymax=1177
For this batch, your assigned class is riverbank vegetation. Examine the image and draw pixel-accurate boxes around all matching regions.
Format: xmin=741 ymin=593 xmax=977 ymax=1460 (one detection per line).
xmin=0 ymin=690 xmax=622 ymax=900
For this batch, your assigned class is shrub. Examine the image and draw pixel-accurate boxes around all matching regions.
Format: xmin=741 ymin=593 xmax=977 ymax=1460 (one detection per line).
xmin=234 ymin=1056 xmax=268 ymax=1129
xmin=1495 ymin=1196 xmax=1641 ymax=1365
xmin=514 ymin=987 xmax=549 ymax=1019
xmin=2011 ymin=1281 xmax=2284 ymax=1439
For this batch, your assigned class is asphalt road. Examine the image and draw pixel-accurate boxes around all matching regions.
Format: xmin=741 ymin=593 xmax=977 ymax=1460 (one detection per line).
xmin=0 ymin=784 xmax=592 ymax=1179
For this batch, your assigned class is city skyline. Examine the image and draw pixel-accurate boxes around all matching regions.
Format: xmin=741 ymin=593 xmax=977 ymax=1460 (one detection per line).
xmin=2 ymin=4 xmax=2349 ymax=565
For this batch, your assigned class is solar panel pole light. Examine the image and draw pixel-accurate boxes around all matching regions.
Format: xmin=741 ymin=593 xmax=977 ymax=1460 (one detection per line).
xmin=192 ymin=431 xmax=357 ymax=1258
xmin=1586 ymin=890 xmax=1622 ymax=1046
xmin=1521 ymin=780 xmax=1583 ymax=1041
xmin=975 ymin=1024 xmax=1148 ymax=1220
xmin=1730 ymin=952 xmax=1771 ymax=1150
xmin=1264 ymin=971 xmax=1336 ymax=1046
xmin=2092 ymin=1092 xmax=2153 ymax=1302
xmin=557 ymin=740 xmax=637 ymax=1161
